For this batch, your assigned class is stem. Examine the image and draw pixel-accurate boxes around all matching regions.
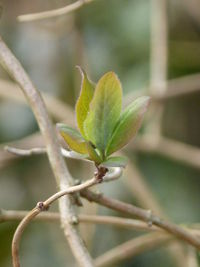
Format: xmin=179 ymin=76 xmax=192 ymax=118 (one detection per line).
xmin=81 ymin=190 xmax=200 ymax=250
xmin=10 ymin=167 xmax=122 ymax=267
xmin=18 ymin=0 xmax=94 ymax=22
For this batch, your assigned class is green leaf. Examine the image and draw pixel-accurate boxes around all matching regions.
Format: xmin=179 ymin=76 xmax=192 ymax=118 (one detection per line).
xmin=100 ymin=156 xmax=128 ymax=168
xmin=106 ymin=96 xmax=150 ymax=156
xmin=75 ymin=66 xmax=95 ymax=138
xmin=86 ymin=142 xmax=102 ymax=164
xmin=84 ymin=72 xmax=122 ymax=155
xmin=57 ymin=123 xmax=88 ymax=155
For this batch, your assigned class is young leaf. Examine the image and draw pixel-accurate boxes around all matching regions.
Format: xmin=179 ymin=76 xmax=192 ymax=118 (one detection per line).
xmin=86 ymin=142 xmax=102 ymax=164
xmin=57 ymin=123 xmax=88 ymax=155
xmin=75 ymin=66 xmax=95 ymax=138
xmin=84 ymin=72 xmax=122 ymax=154
xmin=100 ymin=156 xmax=128 ymax=168
xmin=106 ymin=96 xmax=150 ymax=156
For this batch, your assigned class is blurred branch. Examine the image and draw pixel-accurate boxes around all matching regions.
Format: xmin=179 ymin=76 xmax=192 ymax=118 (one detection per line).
xmin=12 ymin=168 xmax=122 ymax=267
xmin=18 ymin=0 xmax=94 ymax=22
xmin=81 ymin=190 xmax=200 ymax=250
xmin=0 ymin=36 xmax=94 ymax=267
xmin=0 ymin=210 xmax=158 ymax=231
xmin=2 ymin=210 xmax=200 ymax=236
xmin=0 ymin=79 xmax=74 ymax=123
xmin=124 ymin=72 xmax=200 ymax=106
xmin=95 ymin=233 xmax=171 ymax=267
xmin=182 ymin=0 xmax=200 ymax=27
xmin=186 ymin=246 xmax=199 ymax=267
xmin=157 ymin=73 xmax=200 ymax=100
xmin=122 ymin=161 xmax=165 ymax=215
xmin=150 ymin=0 xmax=168 ymax=94
xmin=132 ymin=135 xmax=200 ymax=170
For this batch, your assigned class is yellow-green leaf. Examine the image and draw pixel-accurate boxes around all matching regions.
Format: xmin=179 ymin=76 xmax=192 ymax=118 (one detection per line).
xmin=106 ymin=96 xmax=150 ymax=156
xmin=75 ymin=66 xmax=95 ymax=138
xmin=84 ymin=72 xmax=122 ymax=154
xmin=57 ymin=123 xmax=88 ymax=155
xmin=86 ymin=142 xmax=102 ymax=164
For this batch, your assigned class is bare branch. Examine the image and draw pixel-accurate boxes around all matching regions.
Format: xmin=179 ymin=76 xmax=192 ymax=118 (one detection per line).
xmin=0 ymin=210 xmax=158 ymax=232
xmin=150 ymin=0 xmax=168 ymax=94
xmin=0 ymin=36 xmax=94 ymax=267
xmin=11 ymin=168 xmax=122 ymax=267
xmin=1 ymin=209 xmax=200 ymax=236
xmin=81 ymin=190 xmax=200 ymax=250
xmin=18 ymin=0 xmax=94 ymax=22
xmin=186 ymin=246 xmax=199 ymax=267
xmin=0 ymin=78 xmax=74 ymax=123
xmin=95 ymin=233 xmax=171 ymax=267
xmin=156 ymin=73 xmax=200 ymax=100
xmin=5 ymin=145 xmax=91 ymax=162
xmin=132 ymin=135 xmax=200 ymax=170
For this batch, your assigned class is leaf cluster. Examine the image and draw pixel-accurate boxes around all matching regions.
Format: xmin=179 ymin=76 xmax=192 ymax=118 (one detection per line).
xmin=57 ymin=67 xmax=150 ymax=168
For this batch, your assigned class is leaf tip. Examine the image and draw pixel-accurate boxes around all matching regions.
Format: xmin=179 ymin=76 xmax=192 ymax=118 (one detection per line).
xmin=76 ymin=65 xmax=84 ymax=77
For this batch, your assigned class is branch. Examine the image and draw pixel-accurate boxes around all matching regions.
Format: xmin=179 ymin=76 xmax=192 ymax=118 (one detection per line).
xmin=2 ymin=209 xmax=200 ymax=236
xmin=81 ymin=190 xmax=200 ymax=250
xmin=95 ymin=233 xmax=171 ymax=267
xmin=11 ymin=168 xmax=122 ymax=267
xmin=133 ymin=135 xmax=200 ymax=170
xmin=0 ymin=78 xmax=74 ymax=122
xmin=0 ymin=210 xmax=158 ymax=232
xmin=150 ymin=0 xmax=168 ymax=94
xmin=18 ymin=0 xmax=94 ymax=22
xmin=0 ymin=36 xmax=93 ymax=267
xmin=5 ymin=145 xmax=91 ymax=162
xmin=156 ymin=73 xmax=200 ymax=100
xmin=186 ymin=246 xmax=199 ymax=267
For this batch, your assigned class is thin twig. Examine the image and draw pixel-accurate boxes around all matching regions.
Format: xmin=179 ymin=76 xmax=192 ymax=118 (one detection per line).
xmin=18 ymin=0 xmax=94 ymax=22
xmin=95 ymin=233 xmax=172 ymax=267
xmin=12 ymin=179 xmax=97 ymax=267
xmin=186 ymin=246 xmax=199 ymax=267
xmin=1 ymin=209 xmax=200 ymax=236
xmin=5 ymin=146 xmax=91 ymax=162
xmin=132 ymin=135 xmax=200 ymax=170
xmin=4 ymin=145 xmax=123 ymax=181
xmin=156 ymin=73 xmax=200 ymax=100
xmin=81 ymin=190 xmax=200 ymax=250
xmin=11 ymin=168 xmax=122 ymax=267
xmin=0 ymin=78 xmax=74 ymax=122
xmin=0 ymin=210 xmax=158 ymax=232
xmin=150 ymin=0 xmax=168 ymax=94
xmin=0 ymin=36 xmax=94 ymax=267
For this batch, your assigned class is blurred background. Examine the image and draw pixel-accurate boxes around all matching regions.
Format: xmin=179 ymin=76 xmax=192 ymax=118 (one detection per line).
xmin=0 ymin=0 xmax=200 ymax=266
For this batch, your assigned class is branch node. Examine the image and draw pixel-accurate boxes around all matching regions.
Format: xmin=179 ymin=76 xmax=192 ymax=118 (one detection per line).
xmin=147 ymin=209 xmax=153 ymax=227
xmin=70 ymin=215 xmax=79 ymax=225
xmin=74 ymin=179 xmax=81 ymax=186
xmin=95 ymin=166 xmax=108 ymax=183
xmin=36 ymin=202 xmax=49 ymax=211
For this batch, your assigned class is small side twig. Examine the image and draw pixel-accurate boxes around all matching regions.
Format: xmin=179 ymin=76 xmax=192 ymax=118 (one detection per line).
xmin=81 ymin=190 xmax=200 ymax=250
xmin=4 ymin=145 xmax=91 ymax=162
xmin=18 ymin=0 xmax=94 ymax=22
